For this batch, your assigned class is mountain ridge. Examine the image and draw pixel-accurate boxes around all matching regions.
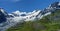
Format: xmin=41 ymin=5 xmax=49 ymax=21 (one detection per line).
xmin=0 ymin=2 xmax=60 ymax=31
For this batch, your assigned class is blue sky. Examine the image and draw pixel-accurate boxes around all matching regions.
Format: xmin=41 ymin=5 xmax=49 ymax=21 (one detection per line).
xmin=0 ymin=0 xmax=60 ymax=13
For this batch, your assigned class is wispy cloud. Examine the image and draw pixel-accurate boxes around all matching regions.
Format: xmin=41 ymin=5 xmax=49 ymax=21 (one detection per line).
xmin=11 ymin=0 xmax=21 ymax=2
xmin=0 ymin=0 xmax=21 ymax=2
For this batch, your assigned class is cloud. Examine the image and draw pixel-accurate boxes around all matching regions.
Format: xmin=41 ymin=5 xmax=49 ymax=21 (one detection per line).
xmin=11 ymin=0 xmax=21 ymax=2
xmin=0 ymin=0 xmax=21 ymax=3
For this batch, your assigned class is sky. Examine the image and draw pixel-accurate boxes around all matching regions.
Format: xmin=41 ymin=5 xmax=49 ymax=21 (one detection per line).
xmin=0 ymin=0 xmax=60 ymax=13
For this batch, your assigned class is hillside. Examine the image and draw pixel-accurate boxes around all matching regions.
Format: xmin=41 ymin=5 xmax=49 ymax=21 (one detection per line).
xmin=6 ymin=9 xmax=60 ymax=31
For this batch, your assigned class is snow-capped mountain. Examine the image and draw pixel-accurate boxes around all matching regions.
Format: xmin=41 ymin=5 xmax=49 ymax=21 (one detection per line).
xmin=8 ymin=10 xmax=42 ymax=21
xmin=0 ymin=2 xmax=60 ymax=31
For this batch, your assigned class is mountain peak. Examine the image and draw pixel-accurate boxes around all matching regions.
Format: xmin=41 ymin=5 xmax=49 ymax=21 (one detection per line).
xmin=0 ymin=8 xmax=8 ymax=16
xmin=0 ymin=8 xmax=5 ymax=13
xmin=58 ymin=2 xmax=60 ymax=5
xmin=49 ymin=2 xmax=60 ymax=8
xmin=12 ymin=10 xmax=20 ymax=15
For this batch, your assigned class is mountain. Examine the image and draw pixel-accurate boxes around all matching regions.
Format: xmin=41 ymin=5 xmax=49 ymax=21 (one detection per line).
xmin=0 ymin=8 xmax=8 ymax=23
xmin=6 ymin=2 xmax=60 ymax=31
xmin=0 ymin=2 xmax=60 ymax=31
xmin=8 ymin=10 xmax=42 ymax=21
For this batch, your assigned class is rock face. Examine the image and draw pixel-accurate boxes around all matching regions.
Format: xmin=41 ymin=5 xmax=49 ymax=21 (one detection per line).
xmin=0 ymin=8 xmax=7 ymax=23
xmin=51 ymin=2 xmax=59 ymax=8
xmin=50 ymin=2 xmax=60 ymax=9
